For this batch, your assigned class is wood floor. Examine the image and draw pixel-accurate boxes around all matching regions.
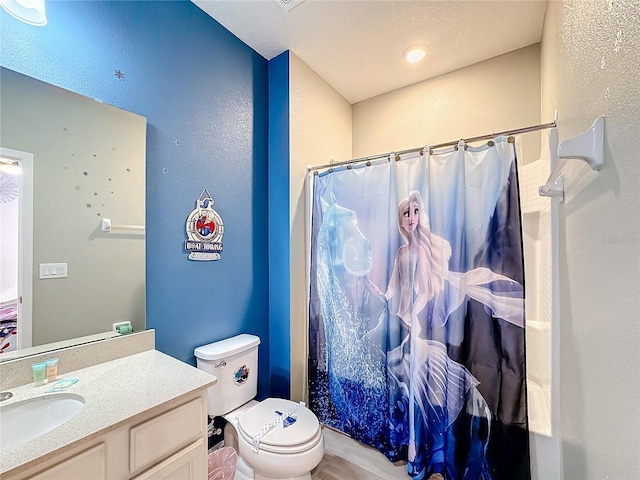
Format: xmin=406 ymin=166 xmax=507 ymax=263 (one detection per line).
xmin=231 ymin=426 xmax=409 ymax=480
xmin=311 ymin=427 xmax=409 ymax=480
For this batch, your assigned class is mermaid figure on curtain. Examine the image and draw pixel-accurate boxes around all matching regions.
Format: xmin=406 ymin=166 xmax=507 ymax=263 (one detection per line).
xmin=388 ymin=191 xmax=525 ymax=332
xmin=385 ymin=190 xmax=524 ymax=480
xmin=312 ymin=192 xmax=524 ymax=479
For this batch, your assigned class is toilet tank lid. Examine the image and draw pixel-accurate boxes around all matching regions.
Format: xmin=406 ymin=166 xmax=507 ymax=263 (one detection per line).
xmin=194 ymin=334 xmax=260 ymax=361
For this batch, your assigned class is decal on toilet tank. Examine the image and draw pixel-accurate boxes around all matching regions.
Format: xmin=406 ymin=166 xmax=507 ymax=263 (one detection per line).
xmin=234 ymin=365 xmax=250 ymax=385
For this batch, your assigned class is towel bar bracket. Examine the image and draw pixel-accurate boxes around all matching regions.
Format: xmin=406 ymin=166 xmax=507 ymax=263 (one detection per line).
xmin=539 ymin=115 xmax=604 ymax=202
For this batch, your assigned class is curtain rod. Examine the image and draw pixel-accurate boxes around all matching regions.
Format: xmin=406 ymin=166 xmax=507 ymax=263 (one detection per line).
xmin=308 ymin=120 xmax=557 ymax=173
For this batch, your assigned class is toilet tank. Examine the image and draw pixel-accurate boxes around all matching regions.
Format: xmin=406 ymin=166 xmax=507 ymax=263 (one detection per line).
xmin=194 ymin=334 xmax=260 ymax=417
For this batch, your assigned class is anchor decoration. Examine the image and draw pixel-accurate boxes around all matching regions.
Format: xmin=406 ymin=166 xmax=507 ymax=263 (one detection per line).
xmin=184 ymin=189 xmax=224 ymax=261
xmin=234 ymin=365 xmax=250 ymax=385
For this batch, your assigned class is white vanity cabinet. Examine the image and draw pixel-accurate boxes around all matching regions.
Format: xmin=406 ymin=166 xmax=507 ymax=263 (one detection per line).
xmin=12 ymin=392 xmax=208 ymax=480
xmin=128 ymin=396 xmax=207 ymax=479
xmin=26 ymin=444 xmax=107 ymax=480
xmin=130 ymin=439 xmax=207 ymax=480
xmin=1 ymin=349 xmax=216 ymax=480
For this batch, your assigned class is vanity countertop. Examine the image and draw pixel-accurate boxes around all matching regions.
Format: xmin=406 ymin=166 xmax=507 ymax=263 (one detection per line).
xmin=0 ymin=349 xmax=217 ymax=477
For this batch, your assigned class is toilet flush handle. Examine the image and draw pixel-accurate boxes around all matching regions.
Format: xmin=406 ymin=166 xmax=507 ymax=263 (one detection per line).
xmin=215 ymin=360 xmax=227 ymax=368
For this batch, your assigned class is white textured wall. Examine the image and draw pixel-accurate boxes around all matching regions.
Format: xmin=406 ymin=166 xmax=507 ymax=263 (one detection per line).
xmin=353 ymin=45 xmax=541 ymax=164
xmin=541 ymin=2 xmax=640 ymax=479
xmin=289 ymin=52 xmax=352 ymax=402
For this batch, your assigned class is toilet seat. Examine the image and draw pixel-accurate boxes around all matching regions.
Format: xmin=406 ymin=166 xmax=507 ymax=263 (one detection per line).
xmin=238 ymin=425 xmax=323 ymax=454
xmin=236 ymin=398 xmax=321 ymax=455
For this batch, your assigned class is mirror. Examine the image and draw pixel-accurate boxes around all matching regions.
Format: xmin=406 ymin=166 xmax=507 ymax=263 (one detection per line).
xmin=0 ymin=67 xmax=146 ymax=360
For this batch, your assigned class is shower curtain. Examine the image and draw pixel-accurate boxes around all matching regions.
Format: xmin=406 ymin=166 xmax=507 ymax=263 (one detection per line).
xmin=308 ymin=138 xmax=530 ymax=480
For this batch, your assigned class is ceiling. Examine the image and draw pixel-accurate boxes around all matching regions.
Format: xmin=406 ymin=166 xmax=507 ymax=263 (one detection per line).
xmin=193 ymin=0 xmax=548 ymax=104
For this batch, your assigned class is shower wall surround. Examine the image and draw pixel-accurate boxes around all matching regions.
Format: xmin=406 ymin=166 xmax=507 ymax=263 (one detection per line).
xmin=519 ymin=154 xmax=554 ymax=438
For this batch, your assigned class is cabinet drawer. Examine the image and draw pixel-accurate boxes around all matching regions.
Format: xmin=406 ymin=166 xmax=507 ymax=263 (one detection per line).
xmin=131 ymin=439 xmax=206 ymax=480
xmin=27 ymin=443 xmax=106 ymax=480
xmin=129 ymin=397 xmax=205 ymax=474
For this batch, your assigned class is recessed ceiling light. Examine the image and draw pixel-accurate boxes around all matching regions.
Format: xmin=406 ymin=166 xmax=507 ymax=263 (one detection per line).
xmin=403 ymin=44 xmax=428 ymax=63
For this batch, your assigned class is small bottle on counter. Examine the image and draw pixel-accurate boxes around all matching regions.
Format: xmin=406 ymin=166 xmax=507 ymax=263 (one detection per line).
xmin=31 ymin=362 xmax=46 ymax=386
xmin=45 ymin=358 xmax=59 ymax=383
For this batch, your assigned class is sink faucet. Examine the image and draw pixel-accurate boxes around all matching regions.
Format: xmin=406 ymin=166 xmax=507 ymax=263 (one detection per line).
xmin=0 ymin=391 xmax=13 ymax=402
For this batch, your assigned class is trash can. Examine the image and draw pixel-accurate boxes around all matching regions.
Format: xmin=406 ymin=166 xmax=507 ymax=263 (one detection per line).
xmin=207 ymin=446 xmax=237 ymax=480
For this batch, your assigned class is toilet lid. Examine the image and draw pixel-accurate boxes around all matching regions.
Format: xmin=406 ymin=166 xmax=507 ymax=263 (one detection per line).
xmin=237 ymin=398 xmax=320 ymax=449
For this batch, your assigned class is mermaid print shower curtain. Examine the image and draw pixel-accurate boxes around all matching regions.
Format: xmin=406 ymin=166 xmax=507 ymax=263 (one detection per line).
xmin=308 ymin=138 xmax=530 ymax=480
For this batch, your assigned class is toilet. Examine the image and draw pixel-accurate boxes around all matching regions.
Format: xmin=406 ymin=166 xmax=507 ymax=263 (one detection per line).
xmin=195 ymin=334 xmax=325 ymax=480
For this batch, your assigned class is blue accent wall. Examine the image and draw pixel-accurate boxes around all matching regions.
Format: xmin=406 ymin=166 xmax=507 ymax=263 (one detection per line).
xmin=267 ymin=52 xmax=290 ymax=398
xmin=1 ymin=1 xmax=271 ymax=397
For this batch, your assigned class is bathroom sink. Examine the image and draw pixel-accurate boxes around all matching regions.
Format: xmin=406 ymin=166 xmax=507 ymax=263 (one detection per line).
xmin=0 ymin=393 xmax=85 ymax=450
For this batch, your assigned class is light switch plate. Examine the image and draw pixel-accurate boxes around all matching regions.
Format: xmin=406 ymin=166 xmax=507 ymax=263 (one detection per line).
xmin=39 ymin=263 xmax=68 ymax=279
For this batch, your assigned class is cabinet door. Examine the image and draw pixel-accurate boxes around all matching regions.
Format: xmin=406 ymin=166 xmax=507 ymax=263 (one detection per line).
xmin=129 ymin=397 xmax=205 ymax=474
xmin=131 ymin=439 xmax=206 ymax=480
xmin=27 ymin=443 xmax=106 ymax=480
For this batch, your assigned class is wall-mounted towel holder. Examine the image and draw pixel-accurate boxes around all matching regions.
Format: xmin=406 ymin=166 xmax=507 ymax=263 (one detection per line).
xmin=101 ymin=218 xmax=145 ymax=233
xmin=539 ymin=115 xmax=605 ymax=202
